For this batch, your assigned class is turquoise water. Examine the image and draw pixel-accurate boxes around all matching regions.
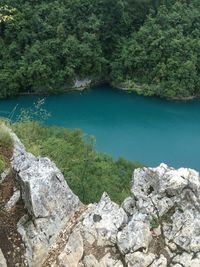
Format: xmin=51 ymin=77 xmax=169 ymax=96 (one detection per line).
xmin=1 ymin=86 xmax=200 ymax=170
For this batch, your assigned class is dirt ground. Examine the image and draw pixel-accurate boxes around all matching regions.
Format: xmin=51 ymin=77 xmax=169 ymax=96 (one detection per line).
xmin=0 ymin=144 xmax=27 ymax=267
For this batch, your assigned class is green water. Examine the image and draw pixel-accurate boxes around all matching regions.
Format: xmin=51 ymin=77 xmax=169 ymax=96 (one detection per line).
xmin=1 ymin=86 xmax=200 ymax=170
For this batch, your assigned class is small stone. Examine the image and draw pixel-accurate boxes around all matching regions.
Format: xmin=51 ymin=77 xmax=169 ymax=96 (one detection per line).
xmin=0 ymin=249 xmax=7 ymax=267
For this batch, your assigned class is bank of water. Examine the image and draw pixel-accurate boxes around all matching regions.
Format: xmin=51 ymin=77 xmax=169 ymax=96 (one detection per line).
xmin=1 ymin=86 xmax=200 ymax=170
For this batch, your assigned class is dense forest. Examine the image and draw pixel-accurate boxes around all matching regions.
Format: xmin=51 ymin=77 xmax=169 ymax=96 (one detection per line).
xmin=0 ymin=0 xmax=199 ymax=99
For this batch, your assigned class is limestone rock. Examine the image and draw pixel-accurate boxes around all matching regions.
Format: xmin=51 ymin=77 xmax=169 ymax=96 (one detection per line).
xmin=83 ymin=254 xmax=99 ymax=267
xmin=57 ymin=231 xmax=83 ymax=267
xmin=0 ymin=249 xmax=7 ymax=267
xmin=80 ymin=193 xmax=128 ymax=246
xmin=13 ymin=154 xmax=80 ymax=219
xmin=4 ymin=126 xmax=82 ymax=267
xmin=53 ymin=194 xmax=127 ymax=267
xmin=100 ymin=253 xmax=123 ymax=267
xmin=4 ymin=125 xmax=200 ymax=267
xmin=0 ymin=168 xmax=10 ymax=184
xmin=130 ymin=163 xmax=200 ymax=266
xmin=150 ymin=255 xmax=167 ymax=267
xmin=117 ymin=212 xmax=152 ymax=254
xmin=171 ymin=252 xmax=200 ymax=267
xmin=83 ymin=253 xmax=123 ymax=267
xmin=14 ymin=156 xmax=200 ymax=267
xmin=73 ymin=79 xmax=91 ymax=90
xmin=125 ymin=252 xmax=156 ymax=267
xmin=121 ymin=196 xmax=135 ymax=216
xmin=5 ymin=188 xmax=20 ymax=211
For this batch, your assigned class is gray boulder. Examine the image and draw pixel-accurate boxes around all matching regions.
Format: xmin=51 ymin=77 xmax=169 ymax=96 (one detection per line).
xmin=54 ymin=193 xmax=127 ymax=267
xmin=57 ymin=231 xmax=84 ymax=267
xmin=117 ymin=212 xmax=152 ymax=255
xmin=5 ymin=126 xmax=82 ymax=267
xmin=80 ymin=193 xmax=128 ymax=246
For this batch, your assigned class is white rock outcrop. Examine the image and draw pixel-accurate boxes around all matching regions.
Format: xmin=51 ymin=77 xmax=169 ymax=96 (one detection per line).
xmin=125 ymin=163 xmax=200 ymax=266
xmin=57 ymin=164 xmax=200 ymax=267
xmin=3 ymin=126 xmax=200 ymax=267
xmin=5 ymin=127 xmax=82 ymax=267
xmin=73 ymin=79 xmax=91 ymax=90
xmin=43 ymin=164 xmax=200 ymax=267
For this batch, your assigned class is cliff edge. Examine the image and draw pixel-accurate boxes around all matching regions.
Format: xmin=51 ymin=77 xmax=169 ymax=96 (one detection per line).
xmin=1 ymin=125 xmax=200 ymax=267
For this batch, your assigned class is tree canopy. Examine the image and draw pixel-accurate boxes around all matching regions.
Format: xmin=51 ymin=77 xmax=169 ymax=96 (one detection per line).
xmin=0 ymin=0 xmax=199 ymax=99
xmin=13 ymin=121 xmax=141 ymax=203
xmin=111 ymin=0 xmax=200 ymax=99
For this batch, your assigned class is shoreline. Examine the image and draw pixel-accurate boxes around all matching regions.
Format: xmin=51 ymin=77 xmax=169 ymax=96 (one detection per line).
xmin=4 ymin=81 xmax=200 ymax=102
xmin=114 ymin=84 xmax=199 ymax=102
xmin=18 ymin=80 xmax=109 ymax=97
xmin=18 ymin=86 xmax=88 ymax=96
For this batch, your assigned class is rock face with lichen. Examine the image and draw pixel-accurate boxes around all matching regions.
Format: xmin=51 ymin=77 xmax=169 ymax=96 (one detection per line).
xmin=119 ymin=164 xmax=200 ymax=266
xmin=52 ymin=163 xmax=200 ymax=267
xmin=5 ymin=126 xmax=81 ymax=267
xmin=1 ymin=125 xmax=200 ymax=267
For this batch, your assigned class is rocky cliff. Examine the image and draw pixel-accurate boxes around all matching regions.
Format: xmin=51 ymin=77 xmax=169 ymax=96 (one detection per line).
xmin=1 ymin=126 xmax=200 ymax=267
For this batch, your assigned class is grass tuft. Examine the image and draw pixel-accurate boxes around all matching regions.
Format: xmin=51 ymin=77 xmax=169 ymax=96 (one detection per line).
xmin=0 ymin=126 xmax=13 ymax=171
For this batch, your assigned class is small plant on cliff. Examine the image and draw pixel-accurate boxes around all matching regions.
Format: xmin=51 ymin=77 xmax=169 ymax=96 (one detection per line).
xmin=0 ymin=127 xmax=13 ymax=172
xmin=0 ymin=155 xmax=5 ymax=174
xmin=16 ymin=98 xmax=50 ymax=123
xmin=14 ymin=98 xmax=50 ymax=152
xmin=150 ymin=207 xmax=175 ymax=230
xmin=150 ymin=217 xmax=160 ymax=229
xmin=0 ymin=127 xmax=13 ymax=148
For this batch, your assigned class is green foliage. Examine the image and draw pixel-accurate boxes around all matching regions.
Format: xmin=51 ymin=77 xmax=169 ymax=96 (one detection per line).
xmin=0 ymin=5 xmax=16 ymax=23
xmin=0 ymin=155 xmax=5 ymax=174
xmin=0 ymin=0 xmax=199 ymax=99
xmin=150 ymin=217 xmax=160 ymax=229
xmin=150 ymin=207 xmax=174 ymax=229
xmin=0 ymin=127 xmax=13 ymax=148
xmin=0 ymin=126 xmax=13 ymax=172
xmin=16 ymin=98 xmax=50 ymax=123
xmin=111 ymin=1 xmax=200 ymax=99
xmin=13 ymin=121 xmax=141 ymax=204
xmin=0 ymin=0 xmax=107 ymax=97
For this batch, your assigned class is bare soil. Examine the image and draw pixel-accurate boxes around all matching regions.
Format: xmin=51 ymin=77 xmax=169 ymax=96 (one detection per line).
xmin=0 ymin=144 xmax=27 ymax=267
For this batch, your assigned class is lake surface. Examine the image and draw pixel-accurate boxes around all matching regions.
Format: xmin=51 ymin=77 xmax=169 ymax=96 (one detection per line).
xmin=1 ymin=86 xmax=200 ymax=170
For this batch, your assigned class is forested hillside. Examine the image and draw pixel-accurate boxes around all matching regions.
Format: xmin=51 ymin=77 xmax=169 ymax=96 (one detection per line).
xmin=0 ymin=0 xmax=199 ymax=99
xmin=12 ymin=121 xmax=141 ymax=203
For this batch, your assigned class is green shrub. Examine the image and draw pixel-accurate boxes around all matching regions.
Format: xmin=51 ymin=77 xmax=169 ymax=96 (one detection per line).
xmin=0 ymin=156 xmax=5 ymax=174
xmin=0 ymin=128 xmax=13 ymax=150
xmin=13 ymin=121 xmax=142 ymax=204
xmin=150 ymin=217 xmax=160 ymax=229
